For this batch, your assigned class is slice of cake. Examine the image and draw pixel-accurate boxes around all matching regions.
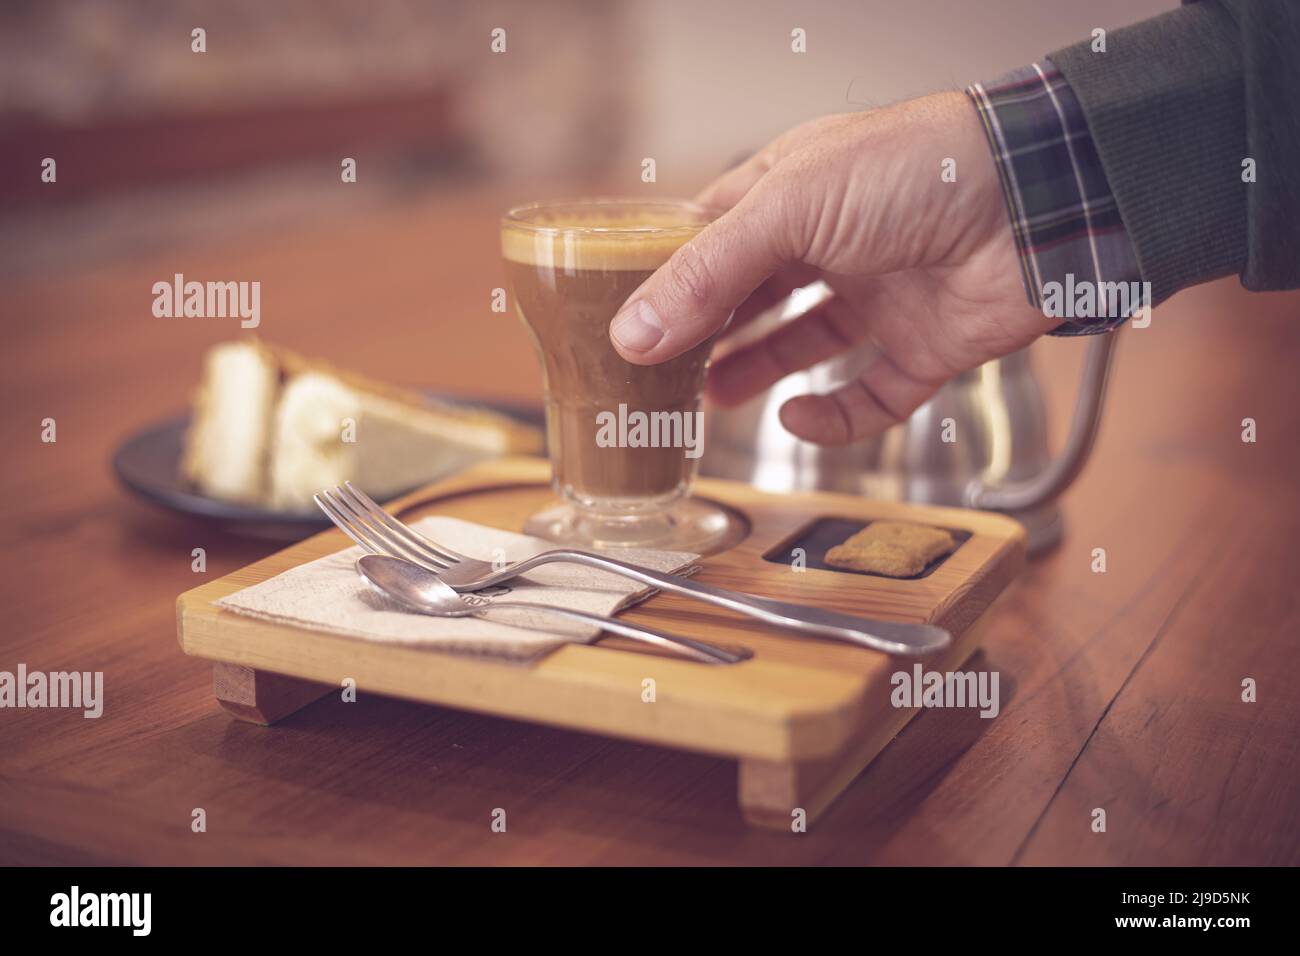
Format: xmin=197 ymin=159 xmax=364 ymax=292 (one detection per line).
xmin=182 ymin=340 xmax=542 ymax=512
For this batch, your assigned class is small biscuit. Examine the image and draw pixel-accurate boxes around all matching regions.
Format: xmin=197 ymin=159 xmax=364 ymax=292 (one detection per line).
xmin=824 ymin=520 xmax=956 ymax=577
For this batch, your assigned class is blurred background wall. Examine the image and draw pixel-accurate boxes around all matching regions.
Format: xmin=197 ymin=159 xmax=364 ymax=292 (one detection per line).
xmin=0 ymin=0 xmax=1171 ymax=279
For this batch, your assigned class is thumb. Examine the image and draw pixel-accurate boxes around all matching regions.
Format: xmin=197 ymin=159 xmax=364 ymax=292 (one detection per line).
xmin=609 ymin=186 xmax=792 ymax=365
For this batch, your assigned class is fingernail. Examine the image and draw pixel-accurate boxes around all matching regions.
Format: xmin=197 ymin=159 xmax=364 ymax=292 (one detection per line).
xmin=610 ymin=300 xmax=664 ymax=352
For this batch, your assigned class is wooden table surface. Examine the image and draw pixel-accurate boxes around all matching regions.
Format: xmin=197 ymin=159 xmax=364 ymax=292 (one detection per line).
xmin=3 ymin=186 xmax=1297 ymax=865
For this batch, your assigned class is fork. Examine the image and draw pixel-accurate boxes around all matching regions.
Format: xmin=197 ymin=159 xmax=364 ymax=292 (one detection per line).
xmin=354 ymin=554 xmax=747 ymax=664
xmin=315 ymin=482 xmax=951 ymax=656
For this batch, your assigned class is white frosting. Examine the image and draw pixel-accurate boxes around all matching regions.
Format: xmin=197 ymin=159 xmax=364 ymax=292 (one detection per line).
xmin=185 ymin=342 xmax=277 ymax=502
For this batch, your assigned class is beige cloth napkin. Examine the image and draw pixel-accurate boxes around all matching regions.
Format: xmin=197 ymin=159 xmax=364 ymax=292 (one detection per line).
xmin=215 ymin=516 xmax=698 ymax=661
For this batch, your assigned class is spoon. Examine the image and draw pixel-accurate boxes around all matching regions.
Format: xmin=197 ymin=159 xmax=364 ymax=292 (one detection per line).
xmin=356 ymin=554 xmax=749 ymax=665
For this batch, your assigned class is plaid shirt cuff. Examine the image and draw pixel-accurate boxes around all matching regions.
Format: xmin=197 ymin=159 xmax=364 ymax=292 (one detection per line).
xmin=966 ymin=61 xmax=1144 ymax=336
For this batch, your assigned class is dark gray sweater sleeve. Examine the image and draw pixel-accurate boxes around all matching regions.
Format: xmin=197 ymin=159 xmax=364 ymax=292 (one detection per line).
xmin=1049 ymin=0 xmax=1300 ymax=304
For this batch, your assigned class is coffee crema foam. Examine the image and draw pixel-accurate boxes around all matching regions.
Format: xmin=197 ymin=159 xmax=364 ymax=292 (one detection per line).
xmin=501 ymin=206 xmax=710 ymax=272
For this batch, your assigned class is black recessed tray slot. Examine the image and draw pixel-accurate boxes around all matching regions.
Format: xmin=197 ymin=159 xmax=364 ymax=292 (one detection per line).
xmin=761 ymin=516 xmax=971 ymax=580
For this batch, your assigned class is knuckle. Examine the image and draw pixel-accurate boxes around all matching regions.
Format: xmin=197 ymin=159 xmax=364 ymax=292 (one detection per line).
xmin=756 ymin=162 xmax=816 ymax=261
xmin=668 ymin=243 xmax=714 ymax=309
xmin=854 ymin=375 xmax=907 ymax=427
xmin=826 ymin=391 xmax=858 ymax=444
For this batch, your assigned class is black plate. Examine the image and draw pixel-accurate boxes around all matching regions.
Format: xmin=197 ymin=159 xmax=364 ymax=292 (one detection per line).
xmin=112 ymin=396 xmax=545 ymax=541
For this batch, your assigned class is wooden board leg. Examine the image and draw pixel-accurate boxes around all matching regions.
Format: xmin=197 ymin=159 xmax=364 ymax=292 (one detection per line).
xmin=739 ymin=618 xmax=993 ymax=830
xmin=212 ymin=662 xmax=333 ymax=725
xmin=738 ymin=697 xmax=922 ymax=830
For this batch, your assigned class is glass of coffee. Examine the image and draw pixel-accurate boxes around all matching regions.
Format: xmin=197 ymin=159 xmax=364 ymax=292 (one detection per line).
xmin=501 ymin=197 xmax=732 ymax=551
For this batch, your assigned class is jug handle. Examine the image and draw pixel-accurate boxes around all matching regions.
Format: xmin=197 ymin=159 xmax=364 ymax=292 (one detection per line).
xmin=964 ymin=330 xmax=1119 ymax=512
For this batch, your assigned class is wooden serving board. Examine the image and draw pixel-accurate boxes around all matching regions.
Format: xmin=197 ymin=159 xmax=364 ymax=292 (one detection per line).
xmin=177 ymin=456 xmax=1025 ymax=828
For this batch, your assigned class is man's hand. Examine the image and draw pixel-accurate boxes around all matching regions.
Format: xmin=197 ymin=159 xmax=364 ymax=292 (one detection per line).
xmin=607 ymin=91 xmax=1058 ymax=445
